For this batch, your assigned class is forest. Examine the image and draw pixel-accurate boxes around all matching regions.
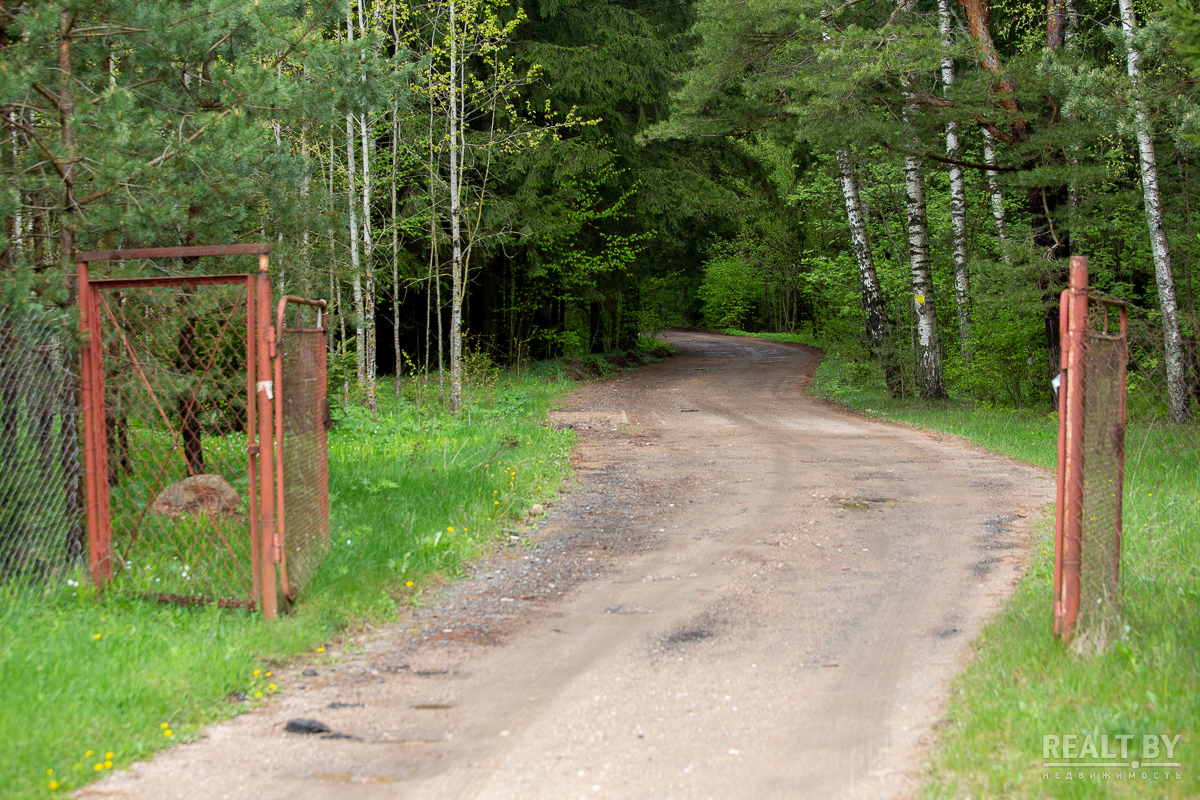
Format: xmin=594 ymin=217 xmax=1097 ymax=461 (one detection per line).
xmin=4 ymin=0 xmax=1200 ymax=421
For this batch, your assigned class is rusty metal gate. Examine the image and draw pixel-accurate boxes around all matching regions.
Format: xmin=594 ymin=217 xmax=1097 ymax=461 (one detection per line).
xmin=78 ymin=244 xmax=327 ymax=619
xmin=1054 ymin=255 xmax=1128 ymax=649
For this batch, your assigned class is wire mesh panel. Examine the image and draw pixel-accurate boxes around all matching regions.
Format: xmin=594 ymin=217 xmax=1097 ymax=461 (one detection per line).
xmin=85 ymin=277 xmax=256 ymax=608
xmin=0 ymin=305 xmax=84 ymax=615
xmin=1074 ymin=313 xmax=1127 ymax=650
xmin=277 ymin=302 xmax=328 ymax=600
xmin=1054 ymin=256 xmax=1128 ymax=650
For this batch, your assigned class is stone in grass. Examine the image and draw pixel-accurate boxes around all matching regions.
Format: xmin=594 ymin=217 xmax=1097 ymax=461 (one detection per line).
xmin=151 ymin=474 xmax=241 ymax=517
xmin=529 ymin=504 xmax=545 ymax=516
xmin=285 ymin=718 xmax=332 ymax=735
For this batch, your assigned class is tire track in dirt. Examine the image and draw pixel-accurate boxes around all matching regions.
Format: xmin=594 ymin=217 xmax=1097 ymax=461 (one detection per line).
xmin=82 ymin=331 xmax=1052 ymax=800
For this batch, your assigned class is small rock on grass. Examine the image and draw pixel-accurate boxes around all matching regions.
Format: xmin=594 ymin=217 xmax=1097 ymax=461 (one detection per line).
xmin=530 ymin=503 xmax=545 ymax=515
xmin=285 ymin=718 xmax=331 ymax=735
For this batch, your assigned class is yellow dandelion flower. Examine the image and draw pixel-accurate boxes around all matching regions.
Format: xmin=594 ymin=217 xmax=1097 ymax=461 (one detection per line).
xmin=255 ymin=692 xmax=263 ymax=698
xmin=105 ymin=752 xmax=113 ymax=759
xmin=163 ymin=730 xmax=172 ymax=738
xmin=48 ymin=780 xmax=59 ymax=790
xmin=94 ymin=764 xmax=103 ymax=771
xmin=85 ymin=751 xmax=93 ymax=758
xmin=406 ymin=581 xmax=414 ymax=587
xmin=46 ymin=770 xmax=53 ymax=776
xmin=160 ymin=723 xmax=169 ymax=729
xmin=253 ymin=669 xmax=261 ymax=676
xmin=104 ymin=761 xmax=112 ymax=769
xmin=494 ymin=500 xmax=500 ymax=505
xmin=447 ymin=527 xmax=454 ymax=532
xmin=487 ymin=517 xmax=492 ymax=521
xmin=268 ymin=684 xmax=276 ymax=691
xmin=316 ymin=647 xmax=324 ymax=653
xmin=92 ymin=633 xmax=101 ymax=640
xmin=265 ymin=672 xmax=271 ymax=677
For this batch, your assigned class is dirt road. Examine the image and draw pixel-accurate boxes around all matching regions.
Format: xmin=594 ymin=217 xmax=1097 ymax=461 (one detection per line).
xmin=82 ymin=331 xmax=1052 ymax=800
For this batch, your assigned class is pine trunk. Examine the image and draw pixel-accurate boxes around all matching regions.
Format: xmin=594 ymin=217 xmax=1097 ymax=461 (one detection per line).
xmin=1119 ymin=0 xmax=1191 ymax=422
xmin=835 ymin=150 xmax=902 ymax=397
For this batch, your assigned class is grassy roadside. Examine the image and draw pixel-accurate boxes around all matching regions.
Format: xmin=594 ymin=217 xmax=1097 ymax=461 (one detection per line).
xmin=727 ymin=330 xmax=1200 ymax=798
xmin=2 ymin=346 xmax=666 ymax=799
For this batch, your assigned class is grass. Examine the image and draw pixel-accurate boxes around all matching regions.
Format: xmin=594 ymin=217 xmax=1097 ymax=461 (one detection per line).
xmin=737 ymin=329 xmax=1200 ymax=799
xmin=0 ymin=349 xmax=664 ymax=799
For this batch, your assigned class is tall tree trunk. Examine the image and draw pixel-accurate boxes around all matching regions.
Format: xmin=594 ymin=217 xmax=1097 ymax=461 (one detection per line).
xmin=939 ymin=0 xmax=971 ymax=355
xmin=904 ymin=152 xmax=947 ymax=399
xmin=358 ymin=0 xmax=377 ymax=412
xmin=346 ymin=17 xmax=365 ymax=395
xmin=58 ymin=10 xmax=77 ymax=272
xmin=1118 ymin=0 xmax=1191 ymax=422
xmin=448 ymin=0 xmax=464 ymax=413
xmin=392 ymin=104 xmax=403 ymax=404
xmin=835 ymin=150 xmax=902 ymax=397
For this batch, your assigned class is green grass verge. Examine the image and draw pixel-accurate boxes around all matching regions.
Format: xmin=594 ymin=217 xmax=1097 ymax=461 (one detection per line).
xmin=766 ymin=332 xmax=1200 ymax=799
xmin=1 ymin=351 xmax=662 ymax=799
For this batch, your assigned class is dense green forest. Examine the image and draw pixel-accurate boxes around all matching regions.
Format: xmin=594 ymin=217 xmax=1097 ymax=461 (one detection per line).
xmin=4 ymin=0 xmax=1200 ymax=421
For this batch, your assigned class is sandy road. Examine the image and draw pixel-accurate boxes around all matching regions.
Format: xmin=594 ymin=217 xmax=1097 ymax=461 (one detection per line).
xmin=82 ymin=331 xmax=1052 ymax=800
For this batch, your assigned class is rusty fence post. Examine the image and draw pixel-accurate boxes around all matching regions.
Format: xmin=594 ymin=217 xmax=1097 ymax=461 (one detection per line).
xmin=256 ymin=255 xmax=279 ymax=619
xmin=246 ymin=275 xmax=262 ymax=607
xmin=78 ymin=260 xmax=113 ymax=586
xmin=1056 ymin=256 xmax=1089 ymax=639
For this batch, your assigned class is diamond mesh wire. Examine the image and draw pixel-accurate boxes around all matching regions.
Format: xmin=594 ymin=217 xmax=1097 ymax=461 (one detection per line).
xmin=1074 ymin=316 xmax=1126 ymax=651
xmin=0 ymin=305 xmax=84 ymax=616
xmin=279 ymin=320 xmax=328 ymax=598
xmin=93 ymin=281 xmax=255 ymax=607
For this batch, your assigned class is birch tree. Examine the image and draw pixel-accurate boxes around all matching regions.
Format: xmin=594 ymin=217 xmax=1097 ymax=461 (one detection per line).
xmin=1118 ymin=0 xmax=1191 ymax=423
xmin=938 ymin=0 xmax=970 ymax=353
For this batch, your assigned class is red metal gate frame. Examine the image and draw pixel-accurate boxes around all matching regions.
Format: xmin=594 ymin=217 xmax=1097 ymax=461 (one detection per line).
xmin=273 ymin=295 xmax=329 ymax=602
xmin=77 ymin=244 xmax=281 ymax=619
xmin=1053 ymin=255 xmax=1128 ymax=640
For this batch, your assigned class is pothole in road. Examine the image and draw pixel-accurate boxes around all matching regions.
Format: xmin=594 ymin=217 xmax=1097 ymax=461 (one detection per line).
xmin=831 ymin=497 xmax=901 ymax=510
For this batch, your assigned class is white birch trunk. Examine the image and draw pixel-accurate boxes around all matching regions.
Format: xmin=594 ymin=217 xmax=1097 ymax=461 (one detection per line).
xmin=836 ymin=150 xmax=901 ymax=397
xmin=393 ymin=103 xmax=403 ymax=403
xmin=361 ymin=111 xmax=377 ymax=411
xmin=448 ymin=0 xmax=464 ymax=413
xmin=904 ymin=151 xmax=947 ymax=399
xmin=939 ymin=0 xmax=971 ymax=353
xmin=347 ymin=109 xmax=364 ymax=392
xmin=981 ymin=127 xmax=1011 ymax=265
xmin=1119 ymin=0 xmax=1191 ymax=422
xmin=345 ymin=15 xmax=364 ymax=393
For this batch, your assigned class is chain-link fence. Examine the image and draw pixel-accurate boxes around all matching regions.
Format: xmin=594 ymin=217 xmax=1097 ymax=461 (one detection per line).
xmin=82 ymin=274 xmax=258 ymax=608
xmin=276 ymin=299 xmax=329 ymax=601
xmin=0 ymin=304 xmax=85 ymax=616
xmin=1055 ymin=256 xmax=1128 ymax=653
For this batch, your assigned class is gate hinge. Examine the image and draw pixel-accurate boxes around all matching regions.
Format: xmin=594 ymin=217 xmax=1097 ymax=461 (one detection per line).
xmin=247 ymin=444 xmax=260 ymax=456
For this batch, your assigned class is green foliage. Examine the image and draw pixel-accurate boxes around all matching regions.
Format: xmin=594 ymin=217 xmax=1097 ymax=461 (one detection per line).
xmin=698 ymin=249 xmax=761 ymax=329
xmin=0 ymin=361 xmax=578 ymax=799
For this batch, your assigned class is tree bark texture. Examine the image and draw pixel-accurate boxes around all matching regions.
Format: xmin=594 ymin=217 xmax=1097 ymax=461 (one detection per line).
xmin=448 ymin=0 xmax=464 ymax=413
xmin=904 ymin=153 xmax=948 ymax=399
xmin=835 ymin=150 xmax=902 ymax=398
xmin=1118 ymin=0 xmax=1191 ymax=422
xmin=939 ymin=0 xmax=971 ymax=354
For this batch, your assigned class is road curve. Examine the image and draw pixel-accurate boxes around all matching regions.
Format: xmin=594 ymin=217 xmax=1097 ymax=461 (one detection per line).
xmin=83 ymin=331 xmax=1052 ymax=800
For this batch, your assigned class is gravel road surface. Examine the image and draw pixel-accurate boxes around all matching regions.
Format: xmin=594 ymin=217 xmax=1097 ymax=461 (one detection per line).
xmin=80 ymin=330 xmax=1052 ymax=800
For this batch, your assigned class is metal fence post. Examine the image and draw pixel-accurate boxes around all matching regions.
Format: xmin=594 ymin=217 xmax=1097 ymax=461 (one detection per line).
xmin=256 ymin=256 xmax=278 ymax=619
xmin=78 ymin=260 xmax=113 ymax=586
xmin=1060 ymin=255 xmax=1089 ymax=639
